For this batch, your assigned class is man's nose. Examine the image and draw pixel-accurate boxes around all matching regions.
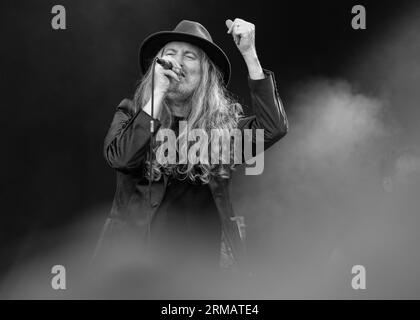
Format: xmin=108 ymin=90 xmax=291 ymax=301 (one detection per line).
xmin=173 ymin=55 xmax=183 ymax=68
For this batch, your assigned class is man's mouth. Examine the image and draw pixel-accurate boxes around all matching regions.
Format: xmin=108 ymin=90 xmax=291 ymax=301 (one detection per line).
xmin=172 ymin=66 xmax=186 ymax=79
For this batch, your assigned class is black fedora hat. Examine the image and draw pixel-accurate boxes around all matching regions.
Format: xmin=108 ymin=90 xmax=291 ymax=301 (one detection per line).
xmin=139 ymin=20 xmax=231 ymax=85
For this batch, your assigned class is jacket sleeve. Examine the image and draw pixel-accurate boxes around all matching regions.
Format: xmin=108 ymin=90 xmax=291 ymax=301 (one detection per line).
xmin=103 ymin=98 xmax=162 ymax=173
xmin=238 ymin=69 xmax=289 ymax=162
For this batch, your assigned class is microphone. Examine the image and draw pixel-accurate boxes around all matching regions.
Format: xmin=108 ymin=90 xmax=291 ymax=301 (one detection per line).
xmin=156 ymin=57 xmax=173 ymax=70
xmin=156 ymin=58 xmax=185 ymax=77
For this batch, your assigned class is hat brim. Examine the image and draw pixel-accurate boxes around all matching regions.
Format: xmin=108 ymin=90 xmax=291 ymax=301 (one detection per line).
xmin=139 ymin=31 xmax=231 ymax=86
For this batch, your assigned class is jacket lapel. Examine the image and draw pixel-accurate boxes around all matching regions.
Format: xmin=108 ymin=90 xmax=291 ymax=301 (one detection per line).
xmin=208 ymin=174 xmax=246 ymax=267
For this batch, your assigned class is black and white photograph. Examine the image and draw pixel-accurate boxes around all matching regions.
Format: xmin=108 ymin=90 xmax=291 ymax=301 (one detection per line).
xmin=1 ymin=0 xmax=420 ymax=304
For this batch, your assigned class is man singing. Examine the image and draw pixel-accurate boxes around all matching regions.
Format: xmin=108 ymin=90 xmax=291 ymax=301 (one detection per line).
xmin=95 ymin=19 xmax=288 ymax=273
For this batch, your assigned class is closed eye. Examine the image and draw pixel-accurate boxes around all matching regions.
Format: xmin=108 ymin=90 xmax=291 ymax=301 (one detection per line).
xmin=163 ymin=48 xmax=176 ymax=56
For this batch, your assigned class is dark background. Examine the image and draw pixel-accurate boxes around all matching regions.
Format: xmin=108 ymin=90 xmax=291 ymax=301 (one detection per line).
xmin=1 ymin=0 xmax=419 ymax=298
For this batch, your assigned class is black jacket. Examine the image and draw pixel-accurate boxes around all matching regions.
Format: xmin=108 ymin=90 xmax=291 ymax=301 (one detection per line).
xmin=96 ymin=69 xmax=288 ymax=269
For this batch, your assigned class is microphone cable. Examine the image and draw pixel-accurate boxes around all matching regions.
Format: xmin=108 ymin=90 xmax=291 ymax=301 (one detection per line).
xmin=146 ymin=57 xmax=159 ymax=245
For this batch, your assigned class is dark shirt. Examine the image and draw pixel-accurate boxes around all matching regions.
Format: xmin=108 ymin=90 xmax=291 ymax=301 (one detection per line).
xmin=149 ymin=116 xmax=221 ymax=269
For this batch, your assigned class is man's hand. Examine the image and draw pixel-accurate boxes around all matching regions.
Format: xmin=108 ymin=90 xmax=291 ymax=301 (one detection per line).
xmin=226 ymin=18 xmax=256 ymax=57
xmin=141 ymin=56 xmax=182 ymax=120
xmin=225 ymin=18 xmax=264 ymax=80
xmin=153 ymin=55 xmax=182 ymax=95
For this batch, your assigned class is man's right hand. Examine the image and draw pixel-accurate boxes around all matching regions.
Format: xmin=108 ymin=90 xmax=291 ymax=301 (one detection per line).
xmin=142 ymin=56 xmax=182 ymax=120
xmin=153 ymin=56 xmax=182 ymax=95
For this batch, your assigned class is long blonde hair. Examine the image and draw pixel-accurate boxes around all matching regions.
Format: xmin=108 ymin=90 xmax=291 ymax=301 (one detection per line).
xmin=133 ymin=47 xmax=244 ymax=184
